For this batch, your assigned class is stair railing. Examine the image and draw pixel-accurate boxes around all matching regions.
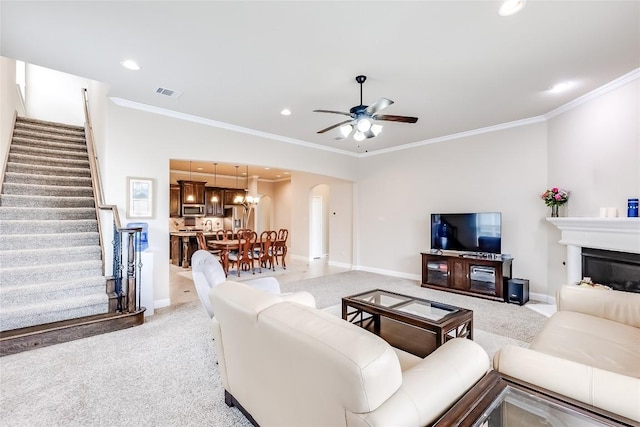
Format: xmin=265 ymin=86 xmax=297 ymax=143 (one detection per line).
xmin=82 ymin=88 xmax=142 ymax=314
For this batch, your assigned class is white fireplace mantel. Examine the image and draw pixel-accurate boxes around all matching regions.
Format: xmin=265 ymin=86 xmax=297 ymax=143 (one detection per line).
xmin=547 ymin=217 xmax=640 ymax=284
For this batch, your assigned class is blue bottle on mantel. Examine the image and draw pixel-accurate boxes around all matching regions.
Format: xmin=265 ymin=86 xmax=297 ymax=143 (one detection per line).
xmin=628 ymin=198 xmax=639 ymax=217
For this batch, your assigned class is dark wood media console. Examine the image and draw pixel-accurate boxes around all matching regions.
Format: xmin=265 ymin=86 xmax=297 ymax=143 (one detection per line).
xmin=421 ymin=252 xmax=513 ymax=302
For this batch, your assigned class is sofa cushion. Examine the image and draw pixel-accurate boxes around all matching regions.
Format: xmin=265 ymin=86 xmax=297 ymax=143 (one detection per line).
xmin=531 ymin=311 xmax=640 ymax=378
xmin=255 ymin=301 xmax=403 ymax=422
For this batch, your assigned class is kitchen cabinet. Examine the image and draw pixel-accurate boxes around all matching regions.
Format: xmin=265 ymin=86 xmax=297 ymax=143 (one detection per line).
xmin=421 ymin=253 xmax=513 ymax=302
xmin=205 ymin=187 xmax=224 ymax=217
xmin=169 ymin=185 xmax=180 ymax=217
xmin=223 ymin=188 xmax=246 ymax=205
xmin=178 ymin=180 xmax=206 ymax=205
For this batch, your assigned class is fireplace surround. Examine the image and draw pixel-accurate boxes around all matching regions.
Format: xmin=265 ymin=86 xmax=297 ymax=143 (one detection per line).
xmin=547 ymin=217 xmax=640 ymax=291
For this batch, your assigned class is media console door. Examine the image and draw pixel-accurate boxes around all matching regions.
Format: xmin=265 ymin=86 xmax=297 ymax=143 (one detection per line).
xmin=421 ymin=253 xmax=513 ymax=302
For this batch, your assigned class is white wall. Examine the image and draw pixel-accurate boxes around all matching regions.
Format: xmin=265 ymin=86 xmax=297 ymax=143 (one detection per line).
xmin=25 ymin=64 xmax=87 ymax=126
xmin=357 ymin=122 xmax=549 ymax=291
xmin=102 ymin=101 xmax=357 ymax=305
xmin=545 ymin=79 xmax=640 ymax=296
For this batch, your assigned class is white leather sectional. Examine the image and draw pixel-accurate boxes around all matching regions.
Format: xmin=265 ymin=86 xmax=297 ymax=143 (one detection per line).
xmin=493 ymin=285 xmax=640 ymax=423
xmin=209 ymin=281 xmax=490 ymax=427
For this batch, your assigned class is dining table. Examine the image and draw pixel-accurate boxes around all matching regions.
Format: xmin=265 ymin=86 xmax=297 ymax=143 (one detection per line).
xmin=208 ymin=238 xmax=287 ymax=276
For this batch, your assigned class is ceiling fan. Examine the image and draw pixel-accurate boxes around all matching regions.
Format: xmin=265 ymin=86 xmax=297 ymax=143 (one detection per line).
xmin=313 ymin=75 xmax=418 ymax=141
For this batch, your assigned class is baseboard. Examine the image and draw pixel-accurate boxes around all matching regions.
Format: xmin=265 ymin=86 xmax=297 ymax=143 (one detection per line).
xmin=530 ymin=292 xmax=556 ymax=305
xmin=355 ymin=265 xmax=421 ymax=282
xmin=328 ymin=260 xmax=352 ymax=269
xmin=154 ymin=298 xmax=171 ymax=310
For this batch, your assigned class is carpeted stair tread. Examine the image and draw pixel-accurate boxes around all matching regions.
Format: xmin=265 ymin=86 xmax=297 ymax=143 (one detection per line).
xmin=9 ymin=144 xmax=89 ymax=160
xmin=5 ymin=161 xmax=91 ymax=177
xmin=2 ymin=182 xmax=94 ymax=197
xmin=11 ymin=136 xmax=88 ymax=153
xmin=0 ymin=293 xmax=109 ymax=331
xmin=0 ymin=245 xmax=101 ymax=268
xmin=16 ymin=116 xmax=85 ymax=132
xmin=13 ymin=127 xmax=85 ymax=141
xmin=3 ymin=171 xmax=91 ymax=187
xmin=8 ymin=152 xmax=90 ymax=169
xmin=0 ymin=260 xmax=103 ymax=287
xmin=0 ymin=207 xmax=97 ymax=221
xmin=0 ymin=276 xmax=106 ymax=307
xmin=0 ymin=219 xmax=98 ymax=234
xmin=0 ymin=232 xmax=99 ymax=250
xmin=0 ymin=194 xmax=95 ymax=208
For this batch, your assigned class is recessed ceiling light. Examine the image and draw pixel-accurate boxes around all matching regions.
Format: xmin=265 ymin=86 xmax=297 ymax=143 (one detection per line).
xmin=120 ymin=59 xmax=140 ymax=71
xmin=499 ymin=0 xmax=526 ymax=16
xmin=280 ymin=108 xmax=292 ymax=116
xmin=549 ymin=81 xmax=573 ymax=93
xmin=197 ymin=167 xmax=203 ymax=171
xmin=284 ymin=172 xmax=290 ymax=175
xmin=264 ymin=167 xmax=270 ymax=170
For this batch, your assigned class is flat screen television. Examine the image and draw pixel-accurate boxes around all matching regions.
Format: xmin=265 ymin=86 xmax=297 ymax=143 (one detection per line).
xmin=431 ymin=212 xmax=502 ymax=254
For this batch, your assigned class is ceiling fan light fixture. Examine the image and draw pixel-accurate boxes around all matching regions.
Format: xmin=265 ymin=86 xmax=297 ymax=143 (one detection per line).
xmin=339 ymin=124 xmax=353 ymax=138
xmin=499 ymin=0 xmax=526 ymax=16
xmin=356 ymin=118 xmax=372 ymax=132
xmin=354 ymin=131 xmax=365 ymax=142
xmin=371 ymin=124 xmax=383 ymax=136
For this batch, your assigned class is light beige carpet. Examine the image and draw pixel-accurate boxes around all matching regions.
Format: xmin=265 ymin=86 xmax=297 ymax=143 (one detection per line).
xmin=0 ymin=270 xmax=548 ymax=426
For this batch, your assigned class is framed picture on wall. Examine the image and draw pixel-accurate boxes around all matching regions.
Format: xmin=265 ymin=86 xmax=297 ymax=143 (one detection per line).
xmin=127 ymin=177 xmax=154 ymax=218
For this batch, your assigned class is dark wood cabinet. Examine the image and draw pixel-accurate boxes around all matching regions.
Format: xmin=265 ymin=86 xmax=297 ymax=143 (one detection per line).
xmin=178 ymin=180 xmax=205 ymax=205
xmin=169 ymin=185 xmax=180 ymax=217
xmin=170 ymin=235 xmax=181 ymax=265
xmin=421 ymin=253 xmax=513 ymax=302
xmin=205 ymin=187 xmax=224 ymax=217
xmin=223 ymin=188 xmax=246 ymax=205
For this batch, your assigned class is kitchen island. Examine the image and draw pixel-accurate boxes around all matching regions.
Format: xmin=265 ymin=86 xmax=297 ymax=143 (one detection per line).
xmin=170 ymin=230 xmax=229 ymax=268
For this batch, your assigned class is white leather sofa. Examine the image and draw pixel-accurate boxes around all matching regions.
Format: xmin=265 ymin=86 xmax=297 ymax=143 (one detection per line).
xmin=493 ymin=285 xmax=640 ymax=423
xmin=209 ymin=281 xmax=490 ymax=427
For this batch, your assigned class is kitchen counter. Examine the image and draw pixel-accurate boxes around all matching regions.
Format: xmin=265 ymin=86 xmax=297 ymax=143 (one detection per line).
xmin=169 ymin=231 xmax=220 ymax=237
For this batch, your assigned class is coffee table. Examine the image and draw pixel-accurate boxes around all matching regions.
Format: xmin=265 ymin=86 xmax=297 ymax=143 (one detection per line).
xmin=434 ymin=370 xmax=634 ymax=426
xmin=342 ymin=289 xmax=473 ymax=358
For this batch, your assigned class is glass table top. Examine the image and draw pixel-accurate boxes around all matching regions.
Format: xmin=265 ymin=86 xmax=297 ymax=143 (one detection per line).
xmin=473 ymin=386 xmax=613 ymax=427
xmin=350 ymin=290 xmax=458 ymax=321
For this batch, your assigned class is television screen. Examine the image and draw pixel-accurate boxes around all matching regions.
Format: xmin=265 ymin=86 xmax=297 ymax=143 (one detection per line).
xmin=431 ymin=213 xmax=502 ymax=254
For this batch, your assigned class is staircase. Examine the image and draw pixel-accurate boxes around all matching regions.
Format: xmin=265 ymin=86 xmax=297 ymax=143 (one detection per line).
xmin=0 ymin=117 xmax=109 ymax=335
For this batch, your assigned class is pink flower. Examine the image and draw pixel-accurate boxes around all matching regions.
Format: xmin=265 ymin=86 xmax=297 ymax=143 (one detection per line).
xmin=555 ymin=194 xmax=562 ymax=201
xmin=552 ymin=187 xmax=558 ymax=193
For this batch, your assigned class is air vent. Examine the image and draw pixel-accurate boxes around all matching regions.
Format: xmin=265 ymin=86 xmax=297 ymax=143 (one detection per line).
xmin=155 ymin=87 xmax=182 ymax=98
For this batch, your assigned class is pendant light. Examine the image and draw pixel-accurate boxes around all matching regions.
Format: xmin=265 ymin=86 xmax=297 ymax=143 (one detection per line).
xmin=211 ymin=163 xmax=218 ymax=203
xmin=234 ymin=165 xmax=244 ymax=204
xmin=186 ymin=160 xmax=195 ymax=202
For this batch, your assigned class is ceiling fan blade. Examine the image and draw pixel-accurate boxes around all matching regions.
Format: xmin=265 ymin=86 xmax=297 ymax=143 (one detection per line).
xmin=317 ymin=119 xmax=353 ymax=134
xmin=313 ymin=109 xmax=353 ymax=117
xmin=373 ymin=114 xmax=418 ymax=124
xmin=365 ymin=98 xmax=394 ymax=115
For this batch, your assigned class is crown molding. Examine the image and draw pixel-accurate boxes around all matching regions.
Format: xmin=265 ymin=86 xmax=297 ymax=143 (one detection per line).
xmin=544 ymin=68 xmax=640 ymax=120
xmin=109 ymin=97 xmax=358 ymax=157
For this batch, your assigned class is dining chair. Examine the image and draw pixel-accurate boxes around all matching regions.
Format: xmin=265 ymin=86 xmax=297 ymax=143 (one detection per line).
xmin=274 ymin=228 xmax=288 ymax=269
xmin=256 ymin=230 xmax=277 ymax=272
xmin=228 ymin=230 xmax=257 ymax=276
xmin=215 ymin=229 xmax=228 ymax=240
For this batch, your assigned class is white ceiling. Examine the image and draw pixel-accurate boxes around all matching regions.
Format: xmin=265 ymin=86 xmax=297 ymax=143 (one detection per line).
xmin=2 ymin=1 xmax=639 ymax=155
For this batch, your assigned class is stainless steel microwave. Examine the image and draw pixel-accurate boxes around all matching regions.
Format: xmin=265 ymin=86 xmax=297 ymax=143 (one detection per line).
xmin=182 ymin=204 xmax=205 ymax=217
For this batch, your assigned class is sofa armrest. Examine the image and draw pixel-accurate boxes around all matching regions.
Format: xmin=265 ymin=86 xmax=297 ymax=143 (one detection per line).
xmin=494 ymin=344 xmax=640 ymax=422
xmin=279 ymin=291 xmax=316 ymax=308
xmin=347 ymin=338 xmax=490 ymax=427
xmin=557 ymin=285 xmax=640 ymax=327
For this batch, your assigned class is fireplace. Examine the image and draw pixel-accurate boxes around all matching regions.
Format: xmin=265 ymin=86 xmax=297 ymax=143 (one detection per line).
xmin=582 ymin=247 xmax=640 ymax=292
xmin=547 ymin=217 xmax=640 ymax=292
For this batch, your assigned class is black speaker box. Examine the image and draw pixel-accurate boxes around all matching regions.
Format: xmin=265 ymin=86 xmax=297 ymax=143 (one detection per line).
xmin=507 ymin=278 xmax=529 ymax=305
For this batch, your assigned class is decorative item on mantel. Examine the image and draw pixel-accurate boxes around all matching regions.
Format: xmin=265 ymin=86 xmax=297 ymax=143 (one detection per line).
xmin=628 ymin=198 xmax=639 ymax=217
xmin=541 ymin=187 xmax=569 ymax=217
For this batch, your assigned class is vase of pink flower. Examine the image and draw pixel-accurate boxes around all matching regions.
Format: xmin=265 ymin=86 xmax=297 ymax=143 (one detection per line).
xmin=541 ymin=187 xmax=569 ymax=217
